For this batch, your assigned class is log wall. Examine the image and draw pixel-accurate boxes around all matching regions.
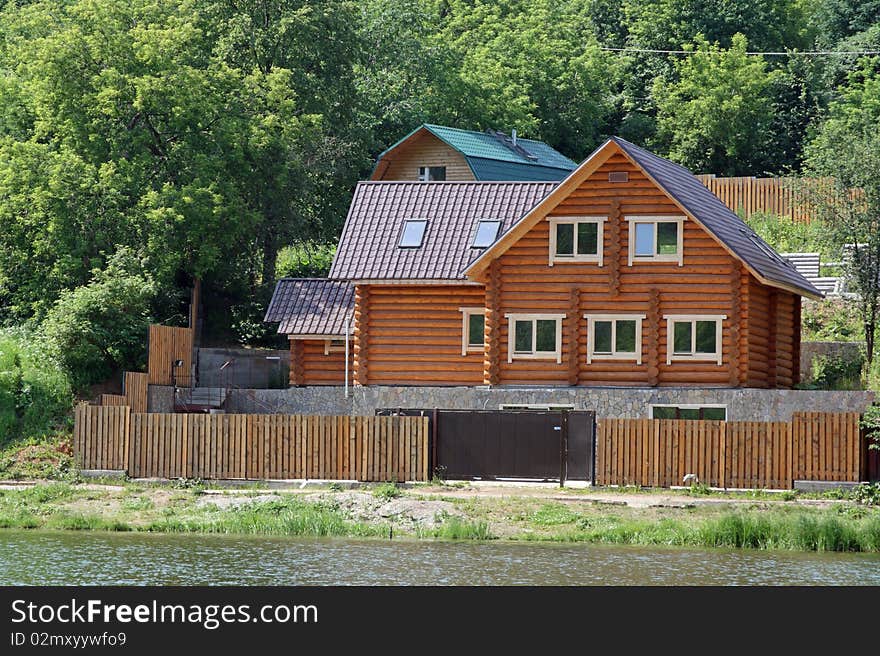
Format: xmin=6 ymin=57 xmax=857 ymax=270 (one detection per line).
xmin=289 ymin=339 xmax=351 ymax=386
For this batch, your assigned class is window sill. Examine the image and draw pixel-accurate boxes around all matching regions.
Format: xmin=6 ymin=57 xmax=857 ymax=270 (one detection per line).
xmin=667 ymin=354 xmax=722 ymax=365
xmin=509 ymin=352 xmax=562 ymax=364
xmin=550 ymin=256 xmax=602 ymax=266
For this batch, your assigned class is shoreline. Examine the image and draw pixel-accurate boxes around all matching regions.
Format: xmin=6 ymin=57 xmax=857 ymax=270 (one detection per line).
xmin=1 ymin=480 xmax=879 ymax=553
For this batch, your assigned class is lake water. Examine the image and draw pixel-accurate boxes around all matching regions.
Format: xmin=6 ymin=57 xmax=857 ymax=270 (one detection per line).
xmin=2 ymin=530 xmax=879 ymax=585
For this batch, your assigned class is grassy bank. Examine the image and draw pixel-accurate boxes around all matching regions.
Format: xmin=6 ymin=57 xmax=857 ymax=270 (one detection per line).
xmin=2 ymin=482 xmax=880 ymax=552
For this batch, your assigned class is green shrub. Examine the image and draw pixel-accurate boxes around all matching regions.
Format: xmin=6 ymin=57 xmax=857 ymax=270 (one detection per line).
xmin=809 ymin=353 xmax=865 ymax=390
xmin=275 ymin=243 xmax=335 ymax=279
xmin=745 ymin=212 xmax=835 ymax=259
xmin=802 ymin=298 xmax=864 ymax=342
xmin=372 ymin=482 xmax=401 ymax=500
xmin=40 ymin=248 xmax=156 ymax=391
xmin=0 ymin=330 xmax=72 ymax=443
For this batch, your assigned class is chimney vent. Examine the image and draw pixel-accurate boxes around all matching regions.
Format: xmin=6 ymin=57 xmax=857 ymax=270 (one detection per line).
xmin=511 ymin=129 xmax=517 ymax=146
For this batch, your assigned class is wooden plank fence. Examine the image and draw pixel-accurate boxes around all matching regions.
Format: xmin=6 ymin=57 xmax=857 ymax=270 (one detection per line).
xmin=596 ymin=412 xmax=862 ymax=489
xmin=696 ymin=174 xmax=813 ymax=222
xmin=147 ymin=324 xmax=193 ymax=385
xmin=74 ymin=405 xmax=429 ymax=482
xmin=123 ymin=371 xmax=149 ymax=413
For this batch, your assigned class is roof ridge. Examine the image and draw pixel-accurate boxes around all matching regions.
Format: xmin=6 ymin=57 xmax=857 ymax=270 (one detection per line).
xmin=356 ymin=180 xmax=559 ymax=186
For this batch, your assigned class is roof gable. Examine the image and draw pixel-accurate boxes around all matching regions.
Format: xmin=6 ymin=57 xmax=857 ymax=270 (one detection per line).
xmin=465 ymin=138 xmax=822 ymax=299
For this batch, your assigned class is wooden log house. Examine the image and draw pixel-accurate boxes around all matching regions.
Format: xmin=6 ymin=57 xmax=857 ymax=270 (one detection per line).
xmin=265 ymin=134 xmax=822 ymax=391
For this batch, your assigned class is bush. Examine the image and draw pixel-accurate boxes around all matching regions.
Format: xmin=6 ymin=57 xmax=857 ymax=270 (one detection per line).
xmin=745 ymin=212 xmax=836 ymax=260
xmin=40 ymin=249 xmax=156 ymax=391
xmin=809 ymin=353 xmax=865 ymax=390
xmin=802 ymin=298 xmax=864 ymax=342
xmin=275 ymin=243 xmax=335 ymax=279
xmin=0 ymin=329 xmax=72 ymax=443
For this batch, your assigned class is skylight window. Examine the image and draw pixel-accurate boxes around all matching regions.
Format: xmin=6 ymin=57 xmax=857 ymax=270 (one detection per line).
xmin=472 ymin=220 xmax=502 ymax=248
xmin=399 ymin=219 xmax=428 ymax=248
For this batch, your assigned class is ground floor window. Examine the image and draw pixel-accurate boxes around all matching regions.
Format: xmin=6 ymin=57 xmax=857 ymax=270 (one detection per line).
xmin=664 ymin=314 xmax=726 ymax=365
xmin=505 ymin=313 xmax=564 ymax=364
xmin=460 ymin=307 xmax=486 ymax=355
xmin=651 ymin=405 xmax=727 ymax=421
xmin=499 ymin=404 xmax=575 ymax=411
xmin=324 ymin=338 xmax=346 ymax=354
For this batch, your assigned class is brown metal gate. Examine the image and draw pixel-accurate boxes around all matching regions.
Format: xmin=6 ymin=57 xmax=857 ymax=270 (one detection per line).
xmin=434 ymin=410 xmax=594 ymax=482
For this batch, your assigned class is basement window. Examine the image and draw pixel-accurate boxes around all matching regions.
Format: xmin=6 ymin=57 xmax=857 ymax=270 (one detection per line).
xmin=665 ymin=314 xmax=726 ymax=365
xmin=505 ymin=313 xmax=564 ymax=363
xmin=548 ymin=216 xmax=606 ymax=265
xmin=418 ymin=166 xmax=446 ymax=181
xmin=584 ymin=314 xmax=646 ymax=364
xmin=626 ymin=216 xmax=685 ymax=266
xmin=399 ymin=219 xmax=428 ymax=248
xmin=472 ymin=220 xmax=502 ymax=248
xmin=652 ymin=405 xmax=727 ymax=421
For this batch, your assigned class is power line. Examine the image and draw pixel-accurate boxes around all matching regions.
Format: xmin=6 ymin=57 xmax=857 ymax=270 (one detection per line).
xmin=600 ymin=46 xmax=880 ymax=57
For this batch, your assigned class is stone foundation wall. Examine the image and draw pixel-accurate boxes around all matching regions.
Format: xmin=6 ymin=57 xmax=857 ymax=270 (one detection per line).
xmin=225 ymin=385 xmax=875 ymax=422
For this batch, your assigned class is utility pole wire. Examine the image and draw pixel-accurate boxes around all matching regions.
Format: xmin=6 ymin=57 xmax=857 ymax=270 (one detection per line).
xmin=600 ymin=47 xmax=880 ymax=57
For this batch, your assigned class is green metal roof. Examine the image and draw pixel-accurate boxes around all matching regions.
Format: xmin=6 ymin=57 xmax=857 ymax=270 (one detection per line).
xmin=375 ymin=124 xmax=578 ymax=181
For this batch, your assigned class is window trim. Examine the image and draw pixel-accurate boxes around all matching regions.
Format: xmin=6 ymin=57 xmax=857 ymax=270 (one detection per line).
xmin=664 ymin=314 xmax=726 ymax=365
xmin=398 ymin=218 xmax=428 ymax=248
xmin=547 ymin=216 xmax=607 ymax=266
xmin=460 ymin=307 xmax=486 ymax=356
xmin=504 ymin=313 xmax=565 ymax=363
xmin=417 ymin=166 xmax=446 ymax=182
xmin=650 ymin=404 xmax=727 ymax=421
xmin=584 ymin=313 xmax=646 ymax=364
xmin=626 ymin=215 xmax=685 ymax=266
xmin=323 ymin=337 xmax=346 ymax=355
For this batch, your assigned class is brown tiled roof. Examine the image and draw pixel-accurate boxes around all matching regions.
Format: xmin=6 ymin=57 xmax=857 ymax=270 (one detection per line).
xmin=328 ymin=181 xmax=556 ymax=280
xmin=264 ymin=279 xmax=353 ymax=335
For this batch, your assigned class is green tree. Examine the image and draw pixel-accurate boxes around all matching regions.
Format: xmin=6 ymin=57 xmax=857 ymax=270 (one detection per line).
xmin=41 ymin=249 xmax=157 ymax=391
xmin=652 ymin=34 xmax=780 ymax=174
xmin=805 ymin=63 xmax=880 ymax=365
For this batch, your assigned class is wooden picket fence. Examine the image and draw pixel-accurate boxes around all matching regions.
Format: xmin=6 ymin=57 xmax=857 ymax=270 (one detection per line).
xmin=73 ymin=404 xmax=429 ymax=482
xmin=596 ymin=412 xmax=863 ymax=489
xmin=147 ymin=324 xmax=193 ymax=385
xmin=696 ymin=174 xmax=813 ymax=222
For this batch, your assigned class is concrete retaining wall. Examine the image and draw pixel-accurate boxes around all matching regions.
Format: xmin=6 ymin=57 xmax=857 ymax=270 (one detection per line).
xmin=225 ymin=385 xmax=875 ymax=422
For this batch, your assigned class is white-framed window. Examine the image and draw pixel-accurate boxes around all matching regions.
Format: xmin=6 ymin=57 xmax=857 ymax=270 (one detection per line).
xmin=324 ymin=338 xmax=346 ymax=355
xmin=505 ymin=313 xmax=565 ymax=363
xmin=584 ymin=314 xmax=646 ymax=364
xmin=398 ymin=219 xmax=428 ymax=248
xmin=626 ymin=215 xmax=685 ymax=266
xmin=665 ymin=314 xmax=726 ymax=365
xmin=472 ymin=220 xmax=502 ymax=248
xmin=418 ymin=166 xmax=446 ymax=181
xmin=548 ymin=216 xmax=606 ymax=266
xmin=460 ymin=307 xmax=486 ymax=355
xmin=651 ymin=405 xmax=727 ymax=421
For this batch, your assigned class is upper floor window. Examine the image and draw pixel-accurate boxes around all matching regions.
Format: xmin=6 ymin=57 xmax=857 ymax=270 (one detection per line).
xmin=665 ymin=314 xmax=726 ymax=365
xmin=418 ymin=166 xmax=446 ymax=181
xmin=584 ymin=314 xmax=645 ymax=364
xmin=548 ymin=217 xmax=606 ymax=266
xmin=460 ymin=307 xmax=486 ymax=355
xmin=626 ymin=216 xmax=685 ymax=266
xmin=398 ymin=219 xmax=428 ymax=248
xmin=505 ymin=313 xmax=564 ymax=363
xmin=472 ymin=220 xmax=502 ymax=248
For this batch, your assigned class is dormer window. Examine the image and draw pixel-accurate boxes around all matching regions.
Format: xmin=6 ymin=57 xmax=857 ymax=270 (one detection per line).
xmin=472 ymin=220 xmax=502 ymax=248
xmin=399 ymin=219 xmax=428 ymax=248
xmin=418 ymin=166 xmax=446 ymax=181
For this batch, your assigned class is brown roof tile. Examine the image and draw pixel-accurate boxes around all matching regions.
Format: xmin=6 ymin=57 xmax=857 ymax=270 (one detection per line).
xmin=264 ymin=279 xmax=353 ymax=335
xmin=328 ymin=181 xmax=556 ymax=280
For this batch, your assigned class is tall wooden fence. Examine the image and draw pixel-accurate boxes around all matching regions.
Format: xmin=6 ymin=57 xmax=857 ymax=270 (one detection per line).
xmin=697 ymin=174 xmax=814 ymax=222
xmin=74 ymin=404 xmax=429 ymax=482
xmin=147 ymin=325 xmax=193 ymax=385
xmin=596 ymin=412 xmax=863 ymax=489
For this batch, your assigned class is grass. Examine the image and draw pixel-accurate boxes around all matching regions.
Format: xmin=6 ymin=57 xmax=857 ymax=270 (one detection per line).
xmin=3 ymin=482 xmax=880 ymax=551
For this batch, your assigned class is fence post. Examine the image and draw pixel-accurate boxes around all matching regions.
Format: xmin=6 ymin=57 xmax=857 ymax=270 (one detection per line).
xmin=719 ymin=421 xmax=727 ymax=490
xmin=559 ymin=411 xmax=568 ymax=488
